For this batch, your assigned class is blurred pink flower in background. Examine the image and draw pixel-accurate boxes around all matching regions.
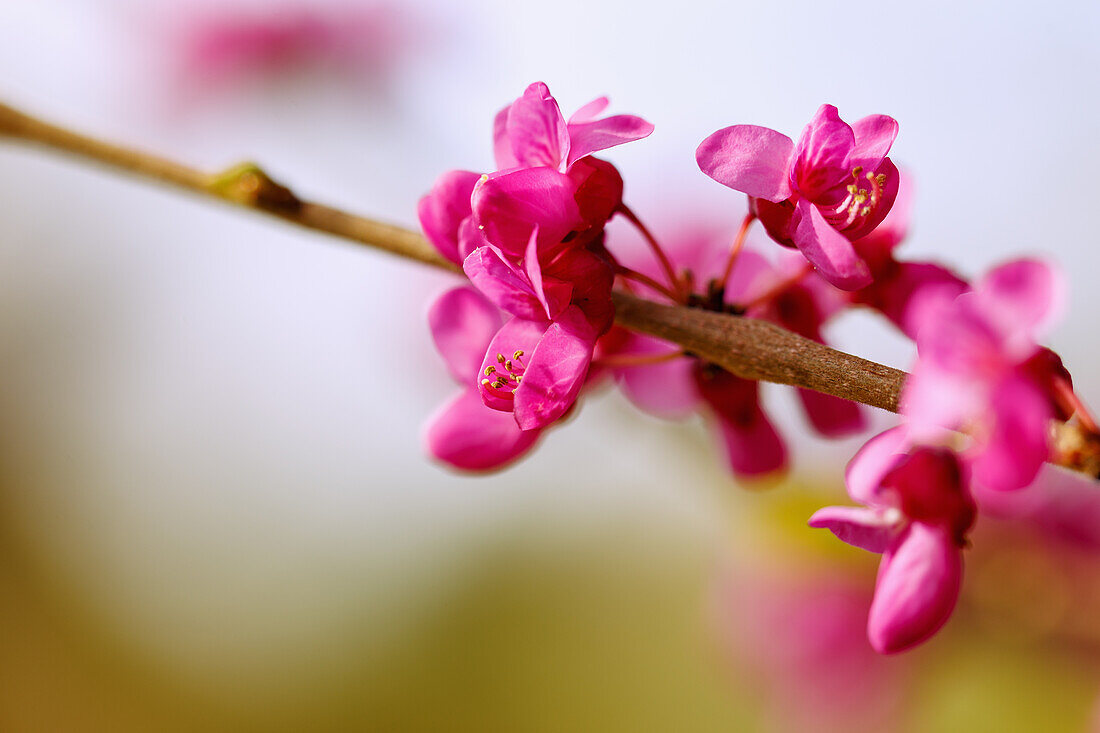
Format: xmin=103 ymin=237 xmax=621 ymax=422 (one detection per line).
xmin=976 ymin=464 xmax=1100 ymax=553
xmin=138 ymin=1 xmax=420 ymax=105
xmin=847 ymin=177 xmax=968 ymax=338
xmin=902 ymin=258 xmax=1069 ymax=492
xmin=811 ymin=433 xmax=976 ymax=653
xmin=716 ymin=566 xmax=908 ymax=732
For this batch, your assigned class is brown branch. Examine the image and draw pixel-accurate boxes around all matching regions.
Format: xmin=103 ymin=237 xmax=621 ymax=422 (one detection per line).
xmin=0 ymin=102 xmax=456 ymax=273
xmin=1 ymin=100 xmax=1097 ymax=478
xmin=611 ymin=295 xmax=905 ymax=412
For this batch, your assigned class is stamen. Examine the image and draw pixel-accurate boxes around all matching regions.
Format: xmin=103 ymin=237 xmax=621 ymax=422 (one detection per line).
xmin=479 ymin=346 xmax=528 ymax=397
xmin=827 ymin=167 xmax=888 ymax=230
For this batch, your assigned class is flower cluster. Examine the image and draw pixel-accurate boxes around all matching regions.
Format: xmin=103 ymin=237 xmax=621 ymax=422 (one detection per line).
xmin=418 ymin=84 xmax=1095 ymax=653
xmin=419 ymin=82 xmax=652 ymax=467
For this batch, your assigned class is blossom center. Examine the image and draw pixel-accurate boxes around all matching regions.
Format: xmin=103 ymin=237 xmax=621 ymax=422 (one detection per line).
xmin=828 ymin=166 xmax=888 ymax=231
xmin=481 ymin=350 xmax=526 ymax=397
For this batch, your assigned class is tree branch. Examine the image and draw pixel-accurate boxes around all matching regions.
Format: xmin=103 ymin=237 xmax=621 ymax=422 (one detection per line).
xmin=1 ymin=100 xmax=1096 ymax=478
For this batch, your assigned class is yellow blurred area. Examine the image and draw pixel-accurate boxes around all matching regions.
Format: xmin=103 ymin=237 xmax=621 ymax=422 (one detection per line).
xmin=2 ymin=487 xmax=1098 ymax=732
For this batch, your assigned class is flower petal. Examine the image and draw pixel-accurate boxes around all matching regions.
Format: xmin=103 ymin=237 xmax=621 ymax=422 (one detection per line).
xmin=798 ymin=388 xmax=866 ymax=438
xmin=566 ymin=114 xmax=654 ymax=167
xmin=900 ymin=364 xmax=981 ymax=441
xmin=424 ymin=389 xmax=541 ymax=472
xmin=713 ymin=406 xmax=788 ymax=478
xmin=616 ymin=334 xmax=699 ymax=419
xmin=456 ymin=215 xmax=489 ymax=261
xmin=853 ymin=261 xmax=968 ymax=340
xmin=523 ymin=226 xmax=571 ymax=320
xmin=512 ymin=307 xmax=596 ymax=430
xmin=850 ymin=114 xmax=899 ymax=171
xmin=695 ymin=368 xmax=787 ymax=477
xmin=883 ymin=448 xmax=975 ymax=544
xmin=970 ymin=375 xmax=1053 ymax=492
xmin=417 ymin=170 xmax=480 ymax=264
xmin=696 ymin=125 xmax=794 ymax=202
xmin=568 ymin=96 xmax=610 ymax=124
xmin=463 ymin=245 xmax=570 ymax=322
xmin=808 ymin=505 xmax=898 ymax=553
xmin=566 ymin=156 xmax=624 ymax=230
xmin=841 ymin=157 xmax=901 ymax=241
xmin=477 ymin=317 xmax=551 ymax=412
xmin=543 ymin=246 xmax=615 ymax=334
xmin=793 ymin=198 xmax=872 ymax=290
xmin=975 ymin=258 xmax=1066 ymax=343
xmin=846 ymin=427 xmax=910 ymax=505
xmin=751 ymin=196 xmax=797 ymax=247
xmin=492 ymin=105 xmax=518 ymax=170
xmin=792 ymin=104 xmax=855 ymax=199
xmin=471 ymin=167 xmax=583 ymax=258
xmin=506 ymin=81 xmax=570 ymax=170
xmin=867 ymin=523 xmax=962 ymax=654
xmin=428 ymin=286 xmax=502 ymax=384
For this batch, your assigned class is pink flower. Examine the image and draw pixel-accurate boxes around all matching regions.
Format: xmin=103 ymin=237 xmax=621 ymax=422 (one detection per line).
xmin=696 ymin=105 xmax=900 ymax=290
xmin=902 ymin=259 xmax=1068 ymax=492
xmin=169 ymin=3 xmax=410 ymax=93
xmin=717 ymin=567 xmax=908 ymax=731
xmin=417 ymin=170 xmax=485 ymax=266
xmin=418 ymin=82 xmax=652 ymax=262
xmin=423 ymin=286 xmax=542 ymax=471
xmin=463 ymin=233 xmax=614 ymax=431
xmin=476 ymin=82 xmax=653 ymax=249
xmin=418 ymin=83 xmax=650 ymax=440
xmin=493 ymin=83 xmax=654 ymax=174
xmin=810 ymin=428 xmax=976 ymax=653
xmin=847 ymin=179 xmax=968 ymax=338
xmin=611 ymin=222 xmax=863 ymax=478
xmin=975 ymin=464 xmax=1100 ymax=553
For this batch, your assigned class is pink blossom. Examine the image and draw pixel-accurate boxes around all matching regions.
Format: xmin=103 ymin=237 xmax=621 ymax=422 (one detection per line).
xmin=419 ymin=83 xmax=652 ymax=263
xmin=810 ymin=429 xmax=976 ymax=653
xmin=717 ymin=567 xmax=907 ymax=731
xmin=610 ymin=222 xmax=863 ymax=478
xmin=464 ymin=233 xmax=614 ymax=431
xmin=492 ymin=82 xmax=654 ymax=174
xmin=901 ymin=259 xmax=1068 ymax=491
xmin=847 ymin=179 xmax=968 ymax=338
xmin=475 ymin=82 xmax=652 ymax=249
xmin=975 ymin=463 xmax=1100 ymax=553
xmin=697 ymin=105 xmax=900 ymax=290
xmin=423 ymin=286 xmax=541 ymax=471
xmin=417 ymin=170 xmax=485 ymax=266
xmin=418 ymin=83 xmax=650 ymax=438
xmin=169 ymin=3 xmax=410 ymax=92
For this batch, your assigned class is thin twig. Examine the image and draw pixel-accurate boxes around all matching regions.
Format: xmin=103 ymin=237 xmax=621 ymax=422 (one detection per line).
xmin=1 ymin=100 xmax=1097 ymax=478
